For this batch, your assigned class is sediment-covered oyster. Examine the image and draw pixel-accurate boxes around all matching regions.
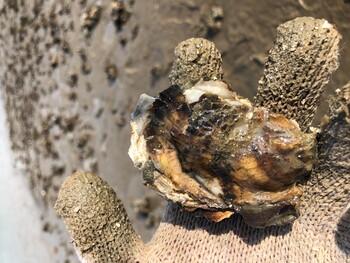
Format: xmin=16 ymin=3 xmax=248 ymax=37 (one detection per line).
xmin=129 ymin=80 xmax=316 ymax=227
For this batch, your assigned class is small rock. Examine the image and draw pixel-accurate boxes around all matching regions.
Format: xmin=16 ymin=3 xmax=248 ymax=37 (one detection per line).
xmin=203 ymin=5 xmax=224 ymax=36
xmin=111 ymin=0 xmax=132 ymax=31
xmin=81 ymin=5 xmax=102 ymax=32
xmin=105 ymin=64 xmax=118 ymax=81
xmin=68 ymin=73 xmax=78 ymax=87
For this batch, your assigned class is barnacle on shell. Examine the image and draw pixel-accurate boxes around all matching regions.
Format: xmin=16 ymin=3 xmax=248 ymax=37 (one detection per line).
xmin=129 ymin=80 xmax=317 ymax=227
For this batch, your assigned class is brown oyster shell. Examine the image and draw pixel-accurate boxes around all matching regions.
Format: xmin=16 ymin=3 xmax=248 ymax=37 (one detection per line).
xmin=129 ymin=80 xmax=317 ymax=227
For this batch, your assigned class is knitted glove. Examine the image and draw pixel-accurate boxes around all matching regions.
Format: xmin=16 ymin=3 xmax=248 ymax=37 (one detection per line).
xmin=55 ymin=17 xmax=350 ymax=263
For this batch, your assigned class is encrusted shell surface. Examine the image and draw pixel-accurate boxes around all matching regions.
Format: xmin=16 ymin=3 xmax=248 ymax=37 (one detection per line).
xmin=129 ymin=80 xmax=317 ymax=227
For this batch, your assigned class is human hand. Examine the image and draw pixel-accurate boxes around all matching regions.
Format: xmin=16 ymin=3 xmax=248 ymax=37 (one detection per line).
xmin=55 ymin=17 xmax=350 ymax=262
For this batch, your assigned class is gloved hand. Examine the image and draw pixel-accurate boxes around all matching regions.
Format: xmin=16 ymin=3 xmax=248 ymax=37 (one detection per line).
xmin=55 ymin=17 xmax=350 ymax=263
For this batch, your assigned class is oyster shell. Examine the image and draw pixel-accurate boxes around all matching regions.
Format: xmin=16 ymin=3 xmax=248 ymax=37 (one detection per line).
xmin=129 ymin=80 xmax=316 ymax=227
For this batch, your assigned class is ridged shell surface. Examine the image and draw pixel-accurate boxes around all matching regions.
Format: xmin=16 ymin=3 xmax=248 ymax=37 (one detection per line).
xmin=129 ymin=80 xmax=316 ymax=227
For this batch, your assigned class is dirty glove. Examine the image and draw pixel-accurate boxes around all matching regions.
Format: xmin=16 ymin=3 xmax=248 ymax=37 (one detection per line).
xmin=55 ymin=17 xmax=350 ymax=262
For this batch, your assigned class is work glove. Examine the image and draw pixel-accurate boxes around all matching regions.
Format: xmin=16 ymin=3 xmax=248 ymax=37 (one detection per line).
xmin=55 ymin=17 xmax=350 ymax=263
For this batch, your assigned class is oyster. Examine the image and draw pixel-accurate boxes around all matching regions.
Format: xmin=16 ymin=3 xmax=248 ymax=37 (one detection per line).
xmin=129 ymin=80 xmax=316 ymax=227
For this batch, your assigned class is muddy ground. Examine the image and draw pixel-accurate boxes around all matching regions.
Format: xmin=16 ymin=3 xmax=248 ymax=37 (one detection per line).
xmin=0 ymin=0 xmax=349 ymax=262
